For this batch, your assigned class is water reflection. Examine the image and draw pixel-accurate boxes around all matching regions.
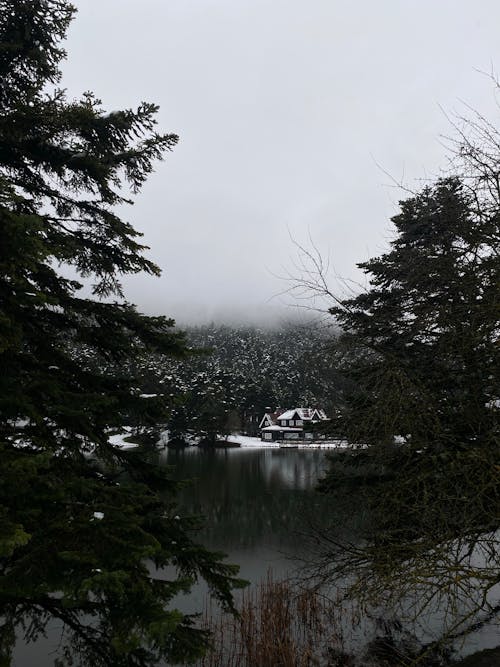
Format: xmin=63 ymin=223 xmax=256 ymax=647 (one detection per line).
xmin=162 ymin=447 xmax=331 ymax=575
xmin=13 ymin=447 xmax=332 ymax=666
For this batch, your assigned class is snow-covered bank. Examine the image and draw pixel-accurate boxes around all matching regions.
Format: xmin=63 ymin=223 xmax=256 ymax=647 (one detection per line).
xmin=108 ymin=430 xmax=351 ymax=451
xmin=223 ymin=434 xmax=280 ymax=448
xmin=223 ymin=435 xmax=350 ymax=449
xmin=297 ymin=441 xmax=350 ymax=449
xmin=108 ymin=431 xmax=140 ymax=450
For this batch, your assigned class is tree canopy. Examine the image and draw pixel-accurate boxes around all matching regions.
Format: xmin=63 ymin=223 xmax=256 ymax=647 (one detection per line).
xmin=118 ymin=322 xmax=345 ymax=444
xmin=0 ymin=1 xmax=242 ymax=664
xmin=314 ymin=137 xmax=500 ymax=658
xmin=328 ymin=176 xmax=499 ymax=452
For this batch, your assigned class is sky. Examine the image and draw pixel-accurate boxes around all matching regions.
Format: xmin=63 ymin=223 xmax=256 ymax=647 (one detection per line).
xmin=62 ymin=0 xmax=500 ymax=324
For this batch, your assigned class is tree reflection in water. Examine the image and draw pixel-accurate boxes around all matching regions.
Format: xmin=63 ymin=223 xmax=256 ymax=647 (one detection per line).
xmin=311 ymin=446 xmax=500 ymax=663
xmin=162 ymin=447 xmax=334 ymax=553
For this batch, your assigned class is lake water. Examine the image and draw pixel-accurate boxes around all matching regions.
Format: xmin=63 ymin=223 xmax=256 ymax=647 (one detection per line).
xmin=163 ymin=446 xmax=331 ymax=584
xmin=12 ymin=446 xmax=500 ymax=665
xmin=160 ymin=448 xmax=500 ymax=664
xmin=12 ymin=446 xmax=332 ymax=666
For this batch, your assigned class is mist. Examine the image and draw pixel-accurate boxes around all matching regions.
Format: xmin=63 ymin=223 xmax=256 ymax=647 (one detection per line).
xmin=61 ymin=0 xmax=500 ymax=324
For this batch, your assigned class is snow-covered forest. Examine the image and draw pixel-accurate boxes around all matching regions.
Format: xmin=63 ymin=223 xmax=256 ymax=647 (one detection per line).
xmin=120 ymin=322 xmax=347 ymax=444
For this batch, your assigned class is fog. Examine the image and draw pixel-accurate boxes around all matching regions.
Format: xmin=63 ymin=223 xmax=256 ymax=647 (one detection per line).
xmin=62 ymin=0 xmax=500 ymax=324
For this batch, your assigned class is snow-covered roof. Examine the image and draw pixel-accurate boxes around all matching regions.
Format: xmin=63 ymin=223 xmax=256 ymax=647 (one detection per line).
xmin=258 ymin=410 xmax=285 ymax=428
xmin=278 ymin=408 xmax=328 ymax=421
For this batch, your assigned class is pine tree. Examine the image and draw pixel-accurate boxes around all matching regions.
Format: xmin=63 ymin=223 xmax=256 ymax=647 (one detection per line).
xmin=327 ymin=177 xmax=499 ymax=453
xmin=315 ymin=176 xmax=500 ymax=650
xmin=319 ymin=173 xmax=499 ymax=550
xmin=0 ymin=1 xmax=242 ymax=664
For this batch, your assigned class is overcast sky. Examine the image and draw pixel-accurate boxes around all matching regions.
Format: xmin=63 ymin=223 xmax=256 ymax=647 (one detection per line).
xmin=62 ymin=0 xmax=500 ymax=324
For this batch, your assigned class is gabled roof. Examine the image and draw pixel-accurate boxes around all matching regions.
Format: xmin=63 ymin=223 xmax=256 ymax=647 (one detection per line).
xmin=277 ymin=408 xmax=328 ymax=422
xmin=258 ymin=409 xmax=285 ymax=429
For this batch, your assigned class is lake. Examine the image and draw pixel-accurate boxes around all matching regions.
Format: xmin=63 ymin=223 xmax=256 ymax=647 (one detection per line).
xmin=161 ymin=447 xmax=500 ymax=665
xmin=12 ymin=446 xmax=333 ymax=666
xmin=12 ymin=446 xmax=500 ymax=665
xmin=164 ymin=446 xmax=331 ymax=582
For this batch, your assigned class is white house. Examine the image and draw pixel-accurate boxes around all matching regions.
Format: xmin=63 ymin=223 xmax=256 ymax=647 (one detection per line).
xmin=260 ymin=407 xmax=328 ymax=442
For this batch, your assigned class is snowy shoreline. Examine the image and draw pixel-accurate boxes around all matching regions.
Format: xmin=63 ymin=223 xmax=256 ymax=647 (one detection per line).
xmin=108 ymin=430 xmax=350 ymax=451
xmin=222 ymin=434 xmax=350 ymax=450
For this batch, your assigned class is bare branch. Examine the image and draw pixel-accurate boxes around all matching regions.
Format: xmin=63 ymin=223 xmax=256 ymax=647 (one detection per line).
xmin=269 ymin=228 xmax=366 ymax=323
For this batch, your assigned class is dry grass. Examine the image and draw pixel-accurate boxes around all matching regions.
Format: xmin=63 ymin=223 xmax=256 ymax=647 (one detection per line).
xmin=195 ymin=573 xmax=456 ymax=667
xmin=197 ymin=573 xmax=348 ymax=667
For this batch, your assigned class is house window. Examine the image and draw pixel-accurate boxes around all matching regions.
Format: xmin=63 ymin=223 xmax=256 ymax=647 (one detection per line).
xmin=264 ymin=433 xmax=272 ymax=440
xmin=284 ymin=432 xmax=299 ymax=440
xmin=296 ymin=420 xmax=303 ymax=426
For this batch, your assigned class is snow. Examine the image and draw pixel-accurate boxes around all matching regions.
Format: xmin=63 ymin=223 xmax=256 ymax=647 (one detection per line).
xmin=93 ymin=512 xmax=104 ymax=520
xmin=157 ymin=430 xmax=169 ymax=447
xmin=276 ymin=407 xmax=328 ymax=421
xmin=139 ymin=393 xmax=158 ymax=398
xmin=224 ymin=434 xmax=280 ymax=448
xmin=108 ymin=432 xmax=139 ymax=449
xmin=279 ymin=408 xmax=314 ymax=419
xmin=278 ymin=409 xmax=302 ymax=421
xmin=224 ymin=434 xmax=351 ymax=450
xmin=298 ymin=440 xmax=350 ymax=449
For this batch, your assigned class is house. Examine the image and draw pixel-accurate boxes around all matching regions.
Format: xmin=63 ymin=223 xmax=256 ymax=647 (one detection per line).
xmin=259 ymin=407 xmax=328 ymax=442
xmin=258 ymin=409 xmax=285 ymax=430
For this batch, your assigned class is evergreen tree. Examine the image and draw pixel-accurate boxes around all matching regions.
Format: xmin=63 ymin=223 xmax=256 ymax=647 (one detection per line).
xmin=327 ymin=177 xmax=499 ymax=452
xmin=316 ymin=176 xmax=500 ymax=652
xmin=0 ymin=1 xmax=242 ymax=664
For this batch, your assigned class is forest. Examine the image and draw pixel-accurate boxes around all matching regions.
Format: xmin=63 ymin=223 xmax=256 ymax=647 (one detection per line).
xmin=123 ymin=322 xmax=344 ymax=444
